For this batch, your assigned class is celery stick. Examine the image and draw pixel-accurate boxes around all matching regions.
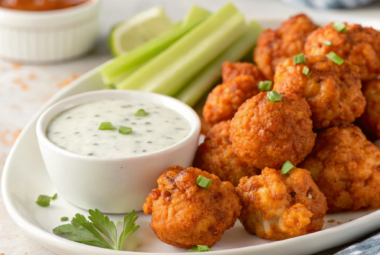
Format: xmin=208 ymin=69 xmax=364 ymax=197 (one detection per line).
xmin=176 ymin=20 xmax=263 ymax=106
xmin=182 ymin=5 xmax=211 ymax=27
xmin=101 ymin=20 xmax=203 ymax=85
xmin=118 ymin=3 xmax=246 ymax=96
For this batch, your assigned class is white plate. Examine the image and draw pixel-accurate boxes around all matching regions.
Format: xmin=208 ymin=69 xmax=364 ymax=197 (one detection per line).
xmin=3 ymin=17 xmax=380 ymax=255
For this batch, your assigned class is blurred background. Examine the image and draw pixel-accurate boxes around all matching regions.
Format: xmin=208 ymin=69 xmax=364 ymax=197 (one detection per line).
xmin=0 ymin=0 xmax=380 ymax=254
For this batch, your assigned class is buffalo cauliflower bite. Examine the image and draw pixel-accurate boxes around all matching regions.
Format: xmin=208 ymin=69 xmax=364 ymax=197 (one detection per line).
xmin=305 ymin=23 xmax=380 ymax=81
xmin=236 ymin=167 xmax=327 ymax=240
xmin=273 ymin=55 xmax=365 ymax=129
xmin=254 ymin=14 xmax=317 ymax=80
xmin=193 ymin=120 xmax=260 ymax=186
xmin=230 ymin=92 xmax=316 ymax=169
xmin=221 ymin=61 xmax=265 ymax=83
xmin=143 ymin=165 xmax=241 ymax=248
xmin=203 ymin=76 xmax=262 ymax=126
xmin=357 ymin=79 xmax=380 ymax=140
xmin=299 ymin=125 xmax=380 ymax=212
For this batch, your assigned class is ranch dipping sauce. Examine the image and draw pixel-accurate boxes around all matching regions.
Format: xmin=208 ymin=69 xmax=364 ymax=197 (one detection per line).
xmin=47 ymin=99 xmax=191 ymax=158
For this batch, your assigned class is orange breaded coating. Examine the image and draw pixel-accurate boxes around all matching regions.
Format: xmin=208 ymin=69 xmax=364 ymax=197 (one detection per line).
xmin=222 ymin=61 xmax=265 ymax=83
xmin=193 ymin=121 xmax=260 ymax=186
xmin=143 ymin=165 xmax=241 ymax=248
xmin=273 ymin=55 xmax=365 ymax=129
xmin=237 ymin=167 xmax=327 ymax=240
xmin=203 ymin=76 xmax=261 ymax=125
xmin=254 ymin=14 xmax=317 ymax=80
xmin=299 ymin=125 xmax=380 ymax=212
xmin=305 ymin=23 xmax=380 ymax=81
xmin=357 ymin=79 xmax=380 ymax=140
xmin=230 ymin=92 xmax=316 ymax=169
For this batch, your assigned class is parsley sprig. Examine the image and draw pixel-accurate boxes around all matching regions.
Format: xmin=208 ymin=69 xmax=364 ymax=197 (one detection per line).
xmin=53 ymin=209 xmax=139 ymax=250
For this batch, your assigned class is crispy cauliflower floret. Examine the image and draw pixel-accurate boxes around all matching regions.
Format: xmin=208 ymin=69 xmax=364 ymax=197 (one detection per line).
xmin=254 ymin=14 xmax=317 ymax=80
xmin=221 ymin=61 xmax=265 ymax=83
xmin=203 ymin=76 xmax=262 ymax=125
xmin=305 ymin=23 xmax=380 ymax=81
xmin=143 ymin=165 xmax=241 ymax=248
xmin=299 ymin=125 xmax=380 ymax=212
xmin=193 ymin=121 xmax=260 ymax=186
xmin=230 ymin=92 xmax=316 ymax=169
xmin=273 ymin=55 xmax=365 ymax=129
xmin=357 ymin=79 xmax=380 ymax=140
xmin=236 ymin=167 xmax=327 ymax=240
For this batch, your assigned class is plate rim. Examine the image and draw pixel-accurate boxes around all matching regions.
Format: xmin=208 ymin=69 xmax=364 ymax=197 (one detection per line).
xmin=3 ymin=16 xmax=380 ymax=255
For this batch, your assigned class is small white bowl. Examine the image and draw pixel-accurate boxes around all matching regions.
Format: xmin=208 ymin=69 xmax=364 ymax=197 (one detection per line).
xmin=0 ymin=0 xmax=100 ymax=63
xmin=36 ymin=90 xmax=201 ymax=213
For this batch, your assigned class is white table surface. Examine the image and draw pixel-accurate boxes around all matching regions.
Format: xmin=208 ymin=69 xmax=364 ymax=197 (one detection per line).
xmin=1 ymin=0 xmax=380 ymax=254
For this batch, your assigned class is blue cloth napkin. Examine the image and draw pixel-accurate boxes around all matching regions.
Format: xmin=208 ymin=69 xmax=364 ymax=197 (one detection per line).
xmin=335 ymin=232 xmax=380 ymax=255
xmin=282 ymin=0 xmax=377 ymax=9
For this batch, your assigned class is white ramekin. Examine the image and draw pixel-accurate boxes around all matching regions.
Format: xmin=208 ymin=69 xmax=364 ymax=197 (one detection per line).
xmin=0 ymin=0 xmax=100 ymax=63
xmin=36 ymin=90 xmax=201 ymax=213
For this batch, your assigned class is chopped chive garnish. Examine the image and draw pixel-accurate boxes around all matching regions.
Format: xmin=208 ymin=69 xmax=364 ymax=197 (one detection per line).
xmin=135 ymin=109 xmax=148 ymax=117
xmin=36 ymin=193 xmax=57 ymax=207
xmin=196 ymin=175 xmax=212 ymax=189
xmin=119 ymin=126 xmax=132 ymax=135
xmin=281 ymin=160 xmax=294 ymax=174
xmin=326 ymin=52 xmax=344 ymax=65
xmin=293 ymin=54 xmax=306 ymax=65
xmin=332 ymin=22 xmax=346 ymax=33
xmin=302 ymin=66 xmax=312 ymax=77
xmin=267 ymin=91 xmax=282 ymax=103
xmin=61 ymin=217 xmax=69 ymax=222
xmin=189 ymin=245 xmax=212 ymax=252
xmin=104 ymin=84 xmax=116 ymax=89
xmin=98 ymin=122 xmax=115 ymax=130
xmin=323 ymin=40 xmax=332 ymax=46
xmin=257 ymin=81 xmax=273 ymax=92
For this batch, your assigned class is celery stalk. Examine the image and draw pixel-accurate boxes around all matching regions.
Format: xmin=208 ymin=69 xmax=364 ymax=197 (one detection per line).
xmin=118 ymin=3 xmax=246 ymax=96
xmin=176 ymin=20 xmax=263 ymax=106
xmin=182 ymin=5 xmax=211 ymax=27
xmin=101 ymin=20 xmax=203 ymax=85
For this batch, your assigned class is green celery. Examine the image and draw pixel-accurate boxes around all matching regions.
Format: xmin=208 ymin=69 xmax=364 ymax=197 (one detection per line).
xmin=175 ymin=20 xmax=263 ymax=106
xmin=118 ymin=3 xmax=246 ymax=96
xmin=101 ymin=20 xmax=203 ymax=86
xmin=182 ymin=5 xmax=211 ymax=27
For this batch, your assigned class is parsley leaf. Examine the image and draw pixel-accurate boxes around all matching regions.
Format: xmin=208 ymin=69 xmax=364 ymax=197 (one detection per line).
xmin=118 ymin=210 xmax=140 ymax=250
xmin=53 ymin=213 xmax=111 ymax=249
xmin=53 ymin=209 xmax=139 ymax=251
xmin=88 ymin=209 xmax=118 ymax=249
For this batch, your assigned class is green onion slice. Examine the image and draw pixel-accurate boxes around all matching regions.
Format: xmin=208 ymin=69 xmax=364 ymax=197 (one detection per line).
xmin=302 ymin=66 xmax=312 ymax=77
xmin=196 ymin=175 xmax=212 ymax=189
xmin=99 ymin=122 xmax=115 ymax=130
xmin=119 ymin=126 xmax=133 ymax=135
xmin=267 ymin=91 xmax=282 ymax=103
xmin=326 ymin=52 xmax=344 ymax=65
xmin=61 ymin=217 xmax=69 ymax=222
xmin=135 ymin=109 xmax=148 ymax=117
xmin=117 ymin=220 xmax=122 ymax=226
xmin=189 ymin=245 xmax=212 ymax=252
xmin=281 ymin=160 xmax=294 ymax=174
xmin=293 ymin=54 xmax=306 ymax=65
xmin=36 ymin=195 xmax=52 ymax=207
xmin=257 ymin=81 xmax=273 ymax=92
xmin=332 ymin=22 xmax=346 ymax=33
xmin=323 ymin=40 xmax=332 ymax=46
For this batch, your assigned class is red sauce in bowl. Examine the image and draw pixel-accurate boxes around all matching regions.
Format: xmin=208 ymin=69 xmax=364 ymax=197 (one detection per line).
xmin=0 ymin=0 xmax=88 ymax=11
